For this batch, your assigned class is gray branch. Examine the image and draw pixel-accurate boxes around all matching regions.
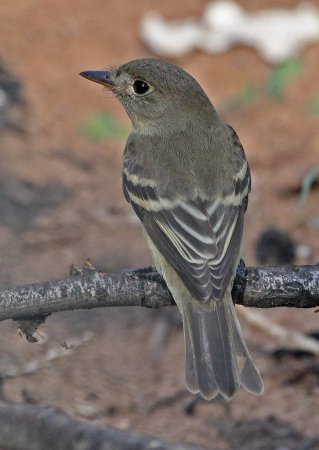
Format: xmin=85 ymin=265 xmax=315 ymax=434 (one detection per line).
xmin=0 ymin=401 xmax=205 ymax=450
xmin=0 ymin=264 xmax=318 ymax=326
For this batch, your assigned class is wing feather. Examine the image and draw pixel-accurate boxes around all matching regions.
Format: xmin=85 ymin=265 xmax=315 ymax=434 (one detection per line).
xmin=122 ymin=137 xmax=250 ymax=302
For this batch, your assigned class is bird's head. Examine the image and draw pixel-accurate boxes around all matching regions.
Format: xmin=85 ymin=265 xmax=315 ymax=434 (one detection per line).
xmin=80 ymin=58 xmax=215 ymax=134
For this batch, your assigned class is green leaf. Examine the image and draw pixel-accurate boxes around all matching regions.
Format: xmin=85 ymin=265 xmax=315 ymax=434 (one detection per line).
xmin=221 ymin=83 xmax=260 ymax=111
xmin=307 ymin=217 xmax=319 ymax=228
xmin=81 ymin=112 xmax=128 ymax=141
xmin=299 ymin=166 xmax=319 ymax=206
xmin=308 ymin=97 xmax=319 ymax=116
xmin=267 ymin=59 xmax=303 ymax=100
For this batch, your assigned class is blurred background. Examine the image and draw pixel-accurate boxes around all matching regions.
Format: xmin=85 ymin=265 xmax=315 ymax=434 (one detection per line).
xmin=0 ymin=1 xmax=318 ymax=449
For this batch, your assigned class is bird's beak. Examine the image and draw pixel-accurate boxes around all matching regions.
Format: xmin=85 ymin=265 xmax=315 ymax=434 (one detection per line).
xmin=79 ymin=70 xmax=114 ymax=88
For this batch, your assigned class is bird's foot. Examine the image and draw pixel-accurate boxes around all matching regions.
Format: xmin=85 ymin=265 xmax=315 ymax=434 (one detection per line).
xmin=125 ymin=266 xmax=165 ymax=285
xmin=236 ymin=258 xmax=246 ymax=278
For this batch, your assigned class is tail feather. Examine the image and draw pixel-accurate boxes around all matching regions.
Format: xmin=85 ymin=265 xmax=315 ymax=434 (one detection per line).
xmin=184 ymin=322 xmax=200 ymax=393
xmin=207 ymin=298 xmax=240 ymax=398
xmin=182 ymin=292 xmax=263 ymax=400
xmin=226 ymin=298 xmax=264 ymax=395
xmin=184 ymin=311 xmax=218 ymax=399
xmin=241 ymin=358 xmax=264 ymax=394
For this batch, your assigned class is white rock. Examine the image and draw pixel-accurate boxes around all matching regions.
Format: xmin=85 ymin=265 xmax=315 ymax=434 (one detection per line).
xmin=141 ymin=1 xmax=319 ymax=63
xmin=141 ymin=11 xmax=202 ymax=57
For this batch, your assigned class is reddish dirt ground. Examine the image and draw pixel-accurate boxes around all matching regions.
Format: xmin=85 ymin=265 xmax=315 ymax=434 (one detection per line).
xmin=0 ymin=1 xmax=318 ymax=449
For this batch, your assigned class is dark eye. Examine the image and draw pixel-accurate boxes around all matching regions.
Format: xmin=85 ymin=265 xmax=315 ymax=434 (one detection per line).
xmin=133 ymin=79 xmax=150 ymax=95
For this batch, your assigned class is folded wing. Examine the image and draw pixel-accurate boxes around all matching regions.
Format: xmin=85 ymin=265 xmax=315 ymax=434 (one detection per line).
xmin=122 ymin=150 xmax=250 ymax=302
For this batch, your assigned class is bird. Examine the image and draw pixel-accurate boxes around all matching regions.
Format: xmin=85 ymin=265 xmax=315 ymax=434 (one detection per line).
xmin=80 ymin=58 xmax=264 ymax=400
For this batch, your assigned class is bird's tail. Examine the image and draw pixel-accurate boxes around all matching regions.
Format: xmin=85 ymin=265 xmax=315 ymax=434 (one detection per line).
xmin=182 ymin=291 xmax=264 ymax=400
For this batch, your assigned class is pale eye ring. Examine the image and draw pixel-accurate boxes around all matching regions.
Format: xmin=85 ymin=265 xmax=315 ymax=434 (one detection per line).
xmin=132 ymin=79 xmax=150 ymax=95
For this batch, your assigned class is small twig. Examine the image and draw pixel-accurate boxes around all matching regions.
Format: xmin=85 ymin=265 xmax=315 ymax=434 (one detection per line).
xmin=146 ymin=389 xmax=189 ymax=413
xmin=3 ymin=332 xmax=93 ymax=380
xmin=239 ymin=308 xmax=319 ymax=354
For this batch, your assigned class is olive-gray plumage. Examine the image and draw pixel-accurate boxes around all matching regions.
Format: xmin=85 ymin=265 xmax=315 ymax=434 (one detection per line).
xmin=80 ymin=58 xmax=263 ymax=399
